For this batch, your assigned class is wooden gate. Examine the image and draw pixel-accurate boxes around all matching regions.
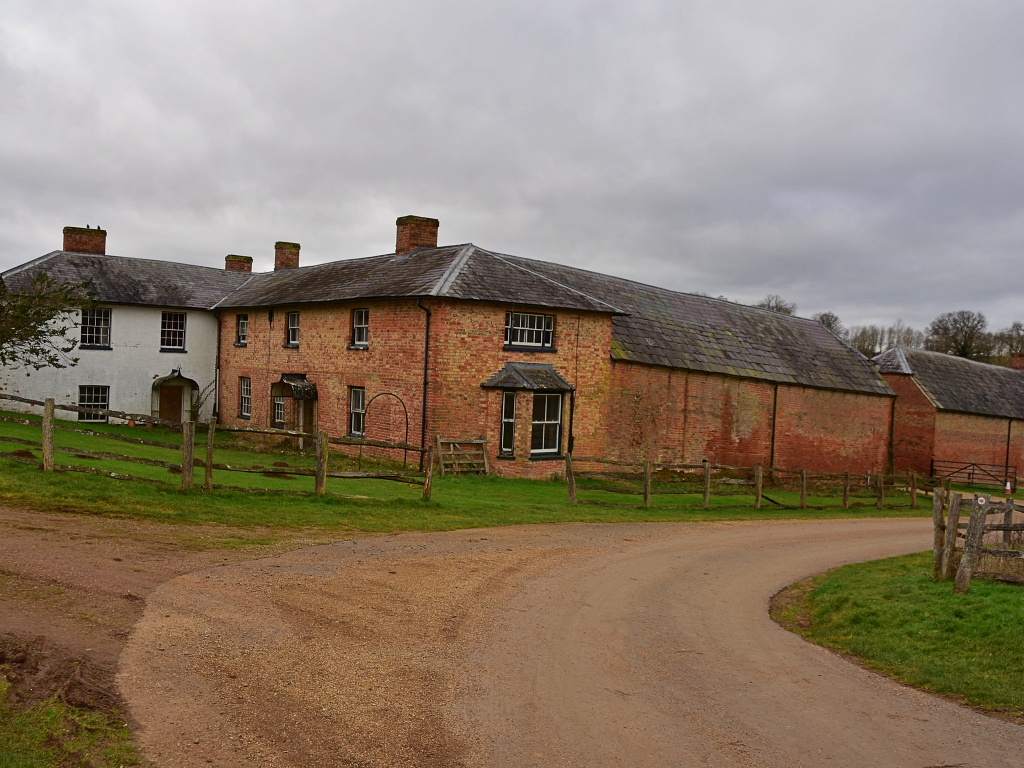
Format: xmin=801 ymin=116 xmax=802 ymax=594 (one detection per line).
xmin=435 ymin=437 xmax=489 ymax=476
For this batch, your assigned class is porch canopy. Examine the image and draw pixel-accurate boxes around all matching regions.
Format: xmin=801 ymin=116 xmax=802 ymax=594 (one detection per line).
xmin=481 ymin=362 xmax=573 ymax=391
xmin=277 ymin=374 xmax=318 ymax=400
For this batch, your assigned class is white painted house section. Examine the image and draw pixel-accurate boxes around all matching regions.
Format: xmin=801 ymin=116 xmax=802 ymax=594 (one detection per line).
xmin=0 ymin=306 xmax=219 ymax=423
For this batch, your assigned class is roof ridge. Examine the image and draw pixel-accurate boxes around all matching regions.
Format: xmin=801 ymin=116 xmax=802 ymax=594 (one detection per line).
xmin=901 ymin=346 xmax=1023 ymax=373
xmin=474 ymin=248 xmax=624 ymax=313
xmin=431 ymin=245 xmax=475 ymax=296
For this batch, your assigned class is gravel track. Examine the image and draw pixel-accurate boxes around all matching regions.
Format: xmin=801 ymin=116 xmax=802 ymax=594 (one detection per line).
xmin=116 ymin=518 xmax=1023 ymax=767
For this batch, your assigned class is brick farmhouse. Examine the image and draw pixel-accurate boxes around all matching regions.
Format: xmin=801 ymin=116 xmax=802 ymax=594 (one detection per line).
xmin=3 ymin=218 xmax=1024 ymax=481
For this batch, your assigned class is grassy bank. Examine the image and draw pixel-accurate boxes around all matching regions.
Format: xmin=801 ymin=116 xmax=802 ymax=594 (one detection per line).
xmin=0 ymin=410 xmax=932 ymax=530
xmin=775 ymin=552 xmax=1024 ymax=717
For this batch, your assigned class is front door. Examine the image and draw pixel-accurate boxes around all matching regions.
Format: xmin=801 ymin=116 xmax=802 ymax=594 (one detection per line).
xmin=159 ymin=386 xmax=183 ymax=422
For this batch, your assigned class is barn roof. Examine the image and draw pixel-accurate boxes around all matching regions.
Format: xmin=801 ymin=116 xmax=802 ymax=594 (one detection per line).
xmin=1 ymin=251 xmax=252 ymax=310
xmin=873 ymin=347 xmax=1024 ymax=419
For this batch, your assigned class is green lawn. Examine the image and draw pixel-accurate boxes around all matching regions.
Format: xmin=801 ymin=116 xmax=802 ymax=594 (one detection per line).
xmin=0 ymin=411 xmax=931 ymax=530
xmin=780 ymin=552 xmax=1024 ymax=715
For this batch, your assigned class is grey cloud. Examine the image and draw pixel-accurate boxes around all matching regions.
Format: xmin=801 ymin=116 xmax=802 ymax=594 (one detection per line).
xmin=2 ymin=0 xmax=1023 ymax=329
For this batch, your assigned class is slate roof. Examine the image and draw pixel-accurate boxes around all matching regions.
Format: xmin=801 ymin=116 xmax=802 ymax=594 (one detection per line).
xmin=492 ymin=253 xmax=892 ymax=396
xmin=873 ymin=347 xmax=1024 ymax=419
xmin=215 ymin=245 xmax=620 ymax=314
xmin=3 ymin=242 xmax=892 ymax=397
xmin=1 ymin=251 xmax=252 ymax=310
xmin=481 ymin=362 xmax=574 ymax=391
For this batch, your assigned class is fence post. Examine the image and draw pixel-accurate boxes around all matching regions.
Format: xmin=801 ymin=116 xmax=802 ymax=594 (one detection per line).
xmin=566 ymin=454 xmax=578 ymax=505
xmin=799 ymin=469 xmax=807 ymax=509
xmin=315 ymin=430 xmax=328 ymax=496
xmin=941 ymin=493 xmax=962 ymax=579
xmin=754 ymin=465 xmax=762 ymax=509
xmin=41 ymin=397 xmax=55 ymax=472
xmin=876 ymin=472 xmax=884 ymax=509
xmin=180 ymin=421 xmax=195 ymax=490
xmin=1003 ymin=497 xmax=1014 ymax=546
xmin=842 ymin=471 xmax=850 ymax=509
xmin=909 ymin=472 xmax=917 ymax=509
xmin=642 ymin=460 xmax=652 ymax=508
xmin=932 ymin=486 xmax=946 ymax=580
xmin=702 ymin=462 xmax=711 ymax=509
xmin=955 ymin=495 xmax=989 ymax=594
xmin=205 ymin=419 xmax=216 ymax=490
xmin=422 ymin=446 xmax=434 ymax=500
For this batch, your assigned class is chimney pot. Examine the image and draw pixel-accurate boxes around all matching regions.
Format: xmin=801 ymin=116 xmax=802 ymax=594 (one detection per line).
xmin=395 ymin=215 xmax=439 ymax=255
xmin=225 ymin=255 xmax=253 ymax=272
xmin=63 ymin=226 xmax=106 ymax=255
xmin=274 ymin=241 xmax=300 ymax=270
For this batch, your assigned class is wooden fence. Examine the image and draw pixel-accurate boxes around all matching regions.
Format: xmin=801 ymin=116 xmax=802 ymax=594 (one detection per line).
xmin=931 ymin=490 xmax=1024 ymax=593
xmin=0 ymin=393 xmax=437 ymax=499
xmin=565 ymin=455 xmax=933 ymax=510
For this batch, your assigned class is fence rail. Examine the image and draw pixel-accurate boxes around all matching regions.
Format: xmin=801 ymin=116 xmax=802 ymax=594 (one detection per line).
xmin=0 ymin=395 xmax=430 ymax=497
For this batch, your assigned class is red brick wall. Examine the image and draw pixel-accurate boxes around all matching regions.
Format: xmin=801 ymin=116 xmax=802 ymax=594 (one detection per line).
xmin=934 ymin=412 xmax=1014 ymax=469
xmin=882 ymin=373 xmax=937 ymax=475
xmin=424 ymin=301 xmax=612 ymax=478
xmin=772 ymin=386 xmax=891 ymax=472
xmin=217 ymin=299 xmax=614 ymax=478
xmin=605 ymin=362 xmax=891 ymax=472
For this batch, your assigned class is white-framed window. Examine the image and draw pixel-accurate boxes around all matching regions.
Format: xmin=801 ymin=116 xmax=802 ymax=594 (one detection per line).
xmin=501 ymin=391 xmax=516 ymax=454
xmin=350 ymin=386 xmax=366 ymax=436
xmin=531 ymin=392 xmax=562 ymax=453
xmin=236 ymin=314 xmax=248 ymax=345
xmin=161 ymin=312 xmax=186 ymax=349
xmin=286 ymin=312 xmax=300 ymax=345
xmin=352 ymin=308 xmax=369 ymax=347
xmin=505 ymin=312 xmax=554 ymax=348
xmin=80 ymin=308 xmax=111 ymax=347
xmin=78 ymin=385 xmax=109 ymax=422
xmin=239 ymin=377 xmax=251 ymax=418
xmin=272 ymin=395 xmax=286 ymax=426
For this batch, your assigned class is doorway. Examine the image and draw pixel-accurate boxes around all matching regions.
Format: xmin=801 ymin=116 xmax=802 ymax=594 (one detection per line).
xmin=158 ymin=385 xmax=183 ymax=422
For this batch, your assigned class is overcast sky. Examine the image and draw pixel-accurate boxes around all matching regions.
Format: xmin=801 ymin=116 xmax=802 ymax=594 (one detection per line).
xmin=2 ymin=1 xmax=1023 ymax=330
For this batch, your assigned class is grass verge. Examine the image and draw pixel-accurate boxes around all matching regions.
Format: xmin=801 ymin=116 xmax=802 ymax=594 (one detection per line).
xmin=772 ymin=552 xmax=1024 ymax=722
xmin=0 ymin=680 xmax=140 ymax=768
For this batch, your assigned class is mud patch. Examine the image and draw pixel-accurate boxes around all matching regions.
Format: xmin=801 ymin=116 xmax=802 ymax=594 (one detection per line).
xmin=0 ymin=633 xmax=120 ymax=715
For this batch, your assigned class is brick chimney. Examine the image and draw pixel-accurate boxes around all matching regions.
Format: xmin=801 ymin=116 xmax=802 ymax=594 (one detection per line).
xmin=63 ymin=226 xmax=106 ymax=255
xmin=225 ymin=255 xmax=253 ymax=272
xmin=1012 ymin=354 xmax=1024 ymax=370
xmin=274 ymin=241 xmax=300 ymax=270
xmin=395 ymin=216 xmax=439 ymax=254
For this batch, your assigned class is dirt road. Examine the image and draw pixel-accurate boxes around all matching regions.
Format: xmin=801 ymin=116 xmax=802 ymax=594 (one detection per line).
xmin=117 ymin=517 xmax=1023 ymax=767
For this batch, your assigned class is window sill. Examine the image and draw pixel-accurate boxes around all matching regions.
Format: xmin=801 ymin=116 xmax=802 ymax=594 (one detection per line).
xmin=529 ymin=453 xmax=564 ymax=461
xmin=282 ymin=343 xmax=299 ymax=349
xmin=503 ymin=345 xmax=557 ymax=353
xmin=80 ymin=345 xmax=112 ymax=351
xmin=347 ymin=345 xmax=369 ymax=351
xmin=160 ymin=348 xmax=187 ymax=353
xmin=234 ymin=342 xmax=248 ymax=348
xmin=496 ymin=453 xmax=516 ymax=461
xmin=347 ymin=433 xmax=366 ymax=439
xmin=237 ymin=414 xmax=250 ymax=420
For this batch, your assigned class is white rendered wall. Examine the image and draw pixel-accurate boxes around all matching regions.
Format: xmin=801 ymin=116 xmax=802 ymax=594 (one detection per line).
xmin=0 ymin=305 xmax=219 ymax=423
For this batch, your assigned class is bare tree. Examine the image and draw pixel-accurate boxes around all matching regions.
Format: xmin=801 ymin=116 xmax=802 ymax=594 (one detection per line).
xmin=884 ymin=319 xmax=925 ymax=350
xmin=925 ymin=311 xmax=992 ymax=359
xmin=812 ymin=311 xmax=845 ymax=337
xmin=755 ymin=294 xmax=796 ymax=315
xmin=847 ymin=319 xmax=926 ymax=358
xmin=994 ymin=321 xmax=1024 ymax=356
